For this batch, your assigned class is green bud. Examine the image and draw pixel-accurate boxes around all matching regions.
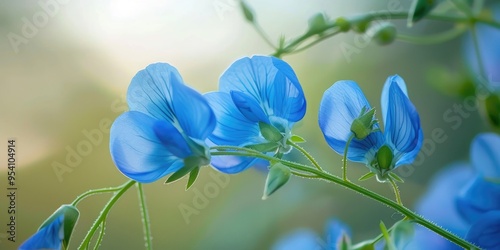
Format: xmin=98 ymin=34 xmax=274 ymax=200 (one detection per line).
xmin=335 ymin=17 xmax=351 ymax=32
xmin=39 ymin=205 xmax=79 ymax=249
xmin=370 ymin=22 xmax=397 ymax=46
xmin=408 ymin=0 xmax=437 ymax=27
xmin=376 ymin=145 xmax=393 ymax=170
xmin=351 ymin=16 xmax=371 ymax=33
xmin=350 ymin=106 xmax=378 ymax=140
xmin=262 ymin=163 xmax=291 ymax=200
xmin=307 ymin=13 xmax=328 ymax=35
xmin=259 ymin=122 xmax=284 ymax=142
xmin=240 ymin=1 xmax=255 ymax=23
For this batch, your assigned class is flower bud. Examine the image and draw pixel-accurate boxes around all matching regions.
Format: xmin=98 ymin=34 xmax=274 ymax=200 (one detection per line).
xmin=335 ymin=17 xmax=351 ymax=32
xmin=262 ymin=163 xmax=291 ymax=200
xmin=408 ymin=0 xmax=437 ymax=27
xmin=376 ymin=145 xmax=394 ymax=171
xmin=307 ymin=13 xmax=329 ymax=35
xmin=370 ymin=22 xmax=397 ymax=46
xmin=350 ymin=106 xmax=378 ymax=140
xmin=240 ymin=1 xmax=255 ymax=23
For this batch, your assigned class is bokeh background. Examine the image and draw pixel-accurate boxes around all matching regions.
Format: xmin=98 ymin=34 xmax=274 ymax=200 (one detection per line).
xmin=0 ymin=0 xmax=488 ymax=249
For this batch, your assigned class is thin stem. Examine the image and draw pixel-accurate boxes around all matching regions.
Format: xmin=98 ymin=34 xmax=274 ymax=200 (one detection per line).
xmin=450 ymin=0 xmax=474 ymax=18
xmin=93 ymin=220 xmax=106 ymax=250
xmin=79 ymin=180 xmax=136 ymax=250
xmin=253 ymin=23 xmax=276 ymax=49
xmin=291 ymin=170 xmax=320 ymax=179
xmin=71 ymin=185 xmax=125 ymax=206
xmin=287 ymin=139 xmax=322 ymax=171
xmin=396 ymin=26 xmax=468 ymax=45
xmin=137 ymin=183 xmax=153 ymax=250
xmin=388 ymin=177 xmax=403 ymax=206
xmin=342 ymin=134 xmax=355 ymax=181
xmin=210 ymin=149 xmax=477 ymax=249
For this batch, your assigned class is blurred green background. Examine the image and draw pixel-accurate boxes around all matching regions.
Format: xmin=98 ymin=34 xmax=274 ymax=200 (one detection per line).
xmin=0 ymin=0 xmax=487 ymax=249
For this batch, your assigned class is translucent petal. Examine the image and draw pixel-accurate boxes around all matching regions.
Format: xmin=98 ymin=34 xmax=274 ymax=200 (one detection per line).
xmin=381 ymin=75 xmax=422 ymax=166
xmin=318 ymin=80 xmax=383 ymax=163
xmin=127 ymin=62 xmax=215 ymax=140
xmin=470 ymin=133 xmax=500 ymax=178
xmin=230 ymin=90 xmax=270 ymax=123
xmin=19 ymin=215 xmax=63 ymax=250
xmin=153 ymin=120 xmax=191 ymax=158
xmin=110 ymin=111 xmax=183 ymax=183
xmin=272 ymin=229 xmax=321 ymax=250
xmin=219 ymin=56 xmax=306 ymax=124
xmin=210 ymin=153 xmax=267 ymax=174
xmin=466 ymin=211 xmax=500 ymax=249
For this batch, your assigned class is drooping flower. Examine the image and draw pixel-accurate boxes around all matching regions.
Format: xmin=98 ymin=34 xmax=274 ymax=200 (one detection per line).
xmin=206 ymin=56 xmax=306 ymax=174
xmin=110 ymin=63 xmax=216 ymax=183
xmin=20 ymin=205 xmax=79 ymax=250
xmin=407 ymin=133 xmax=500 ymax=249
xmin=318 ymin=75 xmax=423 ymax=181
xmin=272 ymin=219 xmax=351 ymax=250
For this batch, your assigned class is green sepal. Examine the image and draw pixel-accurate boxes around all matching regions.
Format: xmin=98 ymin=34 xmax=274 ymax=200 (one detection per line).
xmin=350 ymin=106 xmax=378 ymax=140
xmin=339 ymin=234 xmax=351 ymax=250
xmin=290 ymin=134 xmax=306 ymax=143
xmin=376 ymin=145 xmax=394 ymax=170
xmin=186 ymin=167 xmax=200 ymax=190
xmin=165 ymin=157 xmax=199 ymax=184
xmin=259 ymin=122 xmax=283 ymax=142
xmin=240 ymin=1 xmax=255 ymax=23
xmin=262 ymin=163 xmax=291 ymax=200
xmin=351 ymin=240 xmax=376 ymax=250
xmin=39 ymin=204 xmax=80 ymax=250
xmin=389 ymin=172 xmax=404 ymax=183
xmin=379 ymin=221 xmax=396 ymax=250
xmin=408 ymin=0 xmax=437 ymax=26
xmin=358 ymin=172 xmax=376 ymax=181
xmin=245 ymin=142 xmax=279 ymax=152
xmin=307 ymin=13 xmax=329 ymax=35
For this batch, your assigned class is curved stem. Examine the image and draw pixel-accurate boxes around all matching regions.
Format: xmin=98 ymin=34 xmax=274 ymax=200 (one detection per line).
xmin=210 ymin=149 xmax=477 ymax=249
xmin=342 ymin=134 xmax=355 ymax=181
xmin=396 ymin=26 xmax=468 ymax=45
xmin=71 ymin=185 xmax=126 ymax=206
xmin=287 ymin=139 xmax=322 ymax=171
xmin=79 ymin=180 xmax=136 ymax=249
xmin=388 ymin=177 xmax=403 ymax=206
xmin=93 ymin=220 xmax=106 ymax=250
xmin=137 ymin=183 xmax=152 ymax=250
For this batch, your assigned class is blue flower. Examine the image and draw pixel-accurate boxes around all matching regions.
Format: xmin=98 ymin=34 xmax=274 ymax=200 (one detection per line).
xmin=19 ymin=215 xmax=64 ymax=250
xmin=407 ymin=133 xmax=500 ymax=249
xmin=318 ymin=75 xmax=423 ymax=181
xmin=463 ymin=4 xmax=500 ymax=89
xmin=272 ymin=219 xmax=351 ymax=250
xmin=110 ymin=63 xmax=216 ymax=183
xmin=206 ymin=56 xmax=306 ymax=173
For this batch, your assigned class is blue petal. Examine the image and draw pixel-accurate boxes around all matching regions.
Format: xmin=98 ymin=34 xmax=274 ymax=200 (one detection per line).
xmin=19 ymin=215 xmax=63 ymax=250
xmin=325 ymin=219 xmax=351 ymax=248
xmin=127 ymin=62 xmax=215 ymax=140
xmin=381 ymin=75 xmax=422 ymax=166
xmin=110 ymin=111 xmax=184 ymax=183
xmin=456 ymin=176 xmax=500 ymax=223
xmin=466 ymin=211 xmax=500 ymax=249
xmin=230 ymin=90 xmax=270 ymax=123
xmin=318 ymin=80 xmax=383 ymax=163
xmin=219 ymin=56 xmax=306 ymax=124
xmin=209 ymin=153 xmax=267 ymax=174
xmin=470 ymin=133 xmax=500 ymax=178
xmin=153 ymin=119 xmax=191 ymax=158
xmin=272 ymin=229 xmax=321 ymax=250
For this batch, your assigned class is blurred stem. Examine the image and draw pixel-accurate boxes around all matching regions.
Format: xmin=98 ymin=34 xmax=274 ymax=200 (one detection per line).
xmin=342 ymin=134 xmax=355 ymax=181
xmin=210 ymin=147 xmax=477 ymax=249
xmin=287 ymin=139 xmax=322 ymax=171
xmin=389 ymin=177 xmax=403 ymax=205
xmin=79 ymin=180 xmax=136 ymax=250
xmin=396 ymin=25 xmax=468 ymax=44
xmin=137 ymin=183 xmax=153 ymax=250
xmin=450 ymin=0 xmax=474 ymax=17
xmin=253 ymin=22 xmax=276 ymax=49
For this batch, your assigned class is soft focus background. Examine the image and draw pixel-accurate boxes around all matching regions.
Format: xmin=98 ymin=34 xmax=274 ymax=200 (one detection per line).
xmin=0 ymin=0 xmax=487 ymax=249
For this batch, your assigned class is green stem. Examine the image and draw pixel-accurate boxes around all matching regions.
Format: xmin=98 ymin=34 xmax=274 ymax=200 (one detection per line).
xmin=137 ymin=183 xmax=153 ymax=250
xmin=287 ymin=139 xmax=322 ymax=171
xmin=93 ymin=220 xmax=106 ymax=250
xmin=210 ymin=149 xmax=477 ymax=249
xmin=79 ymin=180 xmax=136 ymax=250
xmin=290 ymin=170 xmax=320 ymax=179
xmin=342 ymin=134 xmax=355 ymax=181
xmin=396 ymin=26 xmax=468 ymax=45
xmin=388 ymin=177 xmax=403 ymax=206
xmin=71 ymin=185 xmax=126 ymax=206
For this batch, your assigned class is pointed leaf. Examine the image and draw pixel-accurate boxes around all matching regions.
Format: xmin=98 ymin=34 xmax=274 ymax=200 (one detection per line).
xmin=186 ymin=167 xmax=200 ymax=190
xmin=359 ymin=172 xmax=376 ymax=181
xmin=379 ymin=221 xmax=396 ymax=250
xmin=259 ymin=122 xmax=283 ymax=142
xmin=389 ymin=172 xmax=404 ymax=183
xmin=290 ymin=134 xmax=306 ymax=143
xmin=165 ymin=159 xmax=198 ymax=184
xmin=262 ymin=163 xmax=291 ymax=200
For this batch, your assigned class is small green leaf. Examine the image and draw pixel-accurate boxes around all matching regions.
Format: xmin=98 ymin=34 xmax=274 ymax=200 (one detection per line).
xmin=186 ymin=167 xmax=200 ymax=190
xmin=240 ymin=1 xmax=254 ymax=23
xmin=165 ymin=159 xmax=198 ymax=184
xmin=262 ymin=163 xmax=291 ymax=200
xmin=245 ymin=142 xmax=279 ymax=152
xmin=290 ymin=135 xmax=306 ymax=143
xmin=379 ymin=221 xmax=396 ymax=250
xmin=408 ymin=0 xmax=437 ymax=26
xmin=358 ymin=172 xmax=376 ymax=181
xmin=389 ymin=172 xmax=404 ymax=183
xmin=259 ymin=122 xmax=283 ymax=142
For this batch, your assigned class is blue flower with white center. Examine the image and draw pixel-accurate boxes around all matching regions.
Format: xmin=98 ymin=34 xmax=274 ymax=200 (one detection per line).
xmin=19 ymin=215 xmax=64 ymax=250
xmin=318 ymin=75 xmax=423 ymax=181
xmin=206 ymin=56 xmax=306 ymax=174
xmin=110 ymin=63 xmax=216 ymax=183
xmin=272 ymin=219 xmax=351 ymax=250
